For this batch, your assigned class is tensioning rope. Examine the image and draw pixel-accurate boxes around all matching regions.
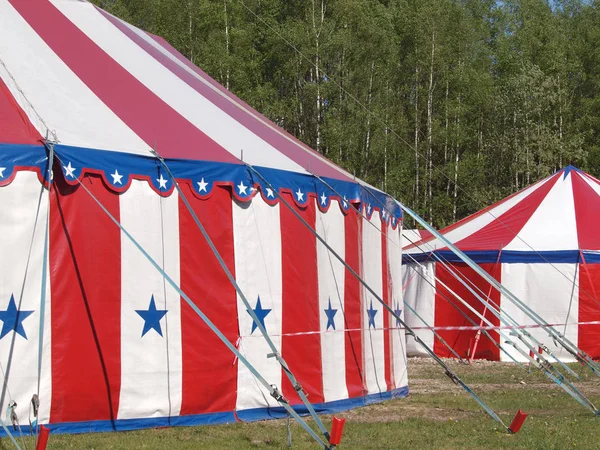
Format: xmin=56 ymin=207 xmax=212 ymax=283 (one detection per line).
xmin=244 ymin=163 xmax=511 ymax=431
xmin=150 ymin=151 xmax=331 ymax=443
xmin=55 ymin=155 xmax=331 ymax=450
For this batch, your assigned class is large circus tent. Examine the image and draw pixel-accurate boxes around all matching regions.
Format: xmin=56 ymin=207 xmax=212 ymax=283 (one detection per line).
xmin=403 ymin=166 xmax=600 ymax=362
xmin=0 ymin=0 xmax=407 ymax=437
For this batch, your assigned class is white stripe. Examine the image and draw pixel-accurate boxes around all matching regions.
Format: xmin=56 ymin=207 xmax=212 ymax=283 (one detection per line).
xmin=388 ymin=226 xmax=408 ymax=388
xmin=0 ymin=172 xmax=51 ymax=424
xmin=500 ymin=263 xmax=578 ymax=363
xmin=316 ymin=201 xmax=348 ymax=402
xmin=0 ymin=2 xmax=151 ymax=154
xmin=118 ymin=180 xmax=182 ymax=419
xmin=113 ymin=15 xmax=354 ymax=180
xmin=361 ymin=215 xmax=386 ymax=394
xmin=53 ymin=1 xmax=307 ymax=172
xmin=405 ymin=176 xmax=554 ymax=253
xmin=233 ymin=196 xmax=283 ymax=410
xmin=402 ymin=262 xmax=436 ymax=356
xmin=504 ymin=175 xmax=577 ymax=251
xmin=580 ymin=172 xmax=600 ymax=199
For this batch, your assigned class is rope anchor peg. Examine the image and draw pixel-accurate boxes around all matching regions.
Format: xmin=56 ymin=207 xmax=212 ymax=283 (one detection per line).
xmin=329 ymin=416 xmax=346 ymax=447
xmin=508 ymin=409 xmax=528 ymax=433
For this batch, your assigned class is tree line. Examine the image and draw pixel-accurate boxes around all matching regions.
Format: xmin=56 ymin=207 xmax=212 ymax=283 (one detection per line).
xmin=93 ymin=0 xmax=600 ymax=228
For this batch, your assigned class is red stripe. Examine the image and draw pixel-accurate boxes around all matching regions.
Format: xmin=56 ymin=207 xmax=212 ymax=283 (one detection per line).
xmin=280 ymin=194 xmax=324 ymax=404
xmin=578 ymin=261 xmax=600 ymax=359
xmin=98 ymin=10 xmax=351 ymax=180
xmin=179 ymin=184 xmax=238 ymax=415
xmin=49 ymin=174 xmax=121 ymax=423
xmin=381 ymin=228 xmax=393 ymax=390
xmin=456 ymin=175 xmax=558 ymax=250
xmin=344 ymin=209 xmax=365 ymax=397
xmin=572 ymin=172 xmax=600 ymax=250
xmin=10 ymin=0 xmax=235 ymax=162
xmin=434 ymin=263 xmax=500 ymax=360
xmin=0 ymin=77 xmax=41 ymax=145
xmin=405 ymin=173 xmax=559 ymax=251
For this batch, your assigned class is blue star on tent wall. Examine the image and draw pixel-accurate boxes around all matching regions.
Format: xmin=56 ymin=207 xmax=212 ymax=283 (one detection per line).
xmin=367 ymin=299 xmax=378 ymax=329
xmin=0 ymin=294 xmax=34 ymax=340
xmin=248 ymin=296 xmax=271 ymax=334
xmin=324 ymin=298 xmax=337 ymax=331
xmin=135 ymin=295 xmax=168 ymax=337
xmin=394 ymin=301 xmax=402 ymax=327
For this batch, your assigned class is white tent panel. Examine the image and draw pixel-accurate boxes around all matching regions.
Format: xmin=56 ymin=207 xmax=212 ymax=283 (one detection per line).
xmin=233 ymin=196 xmax=283 ymax=410
xmin=402 ymin=261 xmax=436 ymax=357
xmin=316 ymin=201 xmax=348 ymax=403
xmin=118 ymin=180 xmax=183 ymax=419
xmin=361 ymin=214 xmax=386 ymax=395
xmin=500 ymin=263 xmax=579 ymax=362
xmin=504 ymin=175 xmax=578 ymax=251
xmin=388 ymin=226 xmax=408 ymax=388
xmin=0 ymin=171 xmax=52 ymax=424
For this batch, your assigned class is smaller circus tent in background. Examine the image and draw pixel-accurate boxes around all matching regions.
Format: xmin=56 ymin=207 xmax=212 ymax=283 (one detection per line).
xmin=403 ymin=166 xmax=600 ymax=362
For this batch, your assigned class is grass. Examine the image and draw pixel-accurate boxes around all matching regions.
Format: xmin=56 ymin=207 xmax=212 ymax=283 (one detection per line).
xmin=3 ymin=359 xmax=600 ymax=449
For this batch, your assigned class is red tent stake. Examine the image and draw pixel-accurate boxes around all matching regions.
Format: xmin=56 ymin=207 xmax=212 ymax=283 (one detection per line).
xmin=329 ymin=416 xmax=346 ymax=446
xmin=508 ymin=409 xmax=528 ymax=433
xmin=35 ymin=425 xmax=50 ymax=450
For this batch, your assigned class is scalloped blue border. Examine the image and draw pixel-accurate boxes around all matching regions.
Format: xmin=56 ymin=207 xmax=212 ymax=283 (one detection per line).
xmin=0 ymin=386 xmax=408 ymax=436
xmin=0 ymin=143 xmax=402 ymax=226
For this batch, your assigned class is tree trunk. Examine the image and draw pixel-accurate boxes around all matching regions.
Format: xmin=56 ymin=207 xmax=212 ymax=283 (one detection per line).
xmin=414 ymin=63 xmax=420 ymax=208
xmin=426 ymin=30 xmax=436 ymax=222
xmin=558 ymin=74 xmax=564 ymax=167
xmin=445 ymin=78 xmax=450 ymax=196
xmin=223 ymin=0 xmax=230 ymax=90
xmin=453 ymin=95 xmax=461 ymax=222
xmin=188 ymin=1 xmax=193 ymax=62
xmin=514 ymin=110 xmax=519 ymax=190
xmin=363 ymin=60 xmax=376 ymax=178
xmin=311 ymin=0 xmax=325 ymax=154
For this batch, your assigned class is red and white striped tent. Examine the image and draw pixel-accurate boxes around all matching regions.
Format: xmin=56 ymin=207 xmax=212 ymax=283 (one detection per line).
xmin=0 ymin=0 xmax=407 ymax=435
xmin=403 ymin=166 xmax=600 ymax=362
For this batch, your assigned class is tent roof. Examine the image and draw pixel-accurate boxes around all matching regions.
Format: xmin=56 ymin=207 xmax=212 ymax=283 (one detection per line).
xmin=0 ymin=0 xmax=400 ymax=221
xmin=405 ymin=166 xmax=600 ymax=262
xmin=0 ymin=0 xmax=348 ymax=178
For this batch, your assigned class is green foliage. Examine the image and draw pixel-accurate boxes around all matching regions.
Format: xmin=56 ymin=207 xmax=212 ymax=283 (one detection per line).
xmin=91 ymin=0 xmax=600 ymax=227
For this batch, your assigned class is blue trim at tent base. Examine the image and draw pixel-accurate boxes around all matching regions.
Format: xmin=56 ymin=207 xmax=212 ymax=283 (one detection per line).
xmin=404 ymin=249 xmax=600 ymax=264
xmin=237 ymin=386 xmax=408 ymax=422
xmin=0 ymin=386 xmax=408 ymax=437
